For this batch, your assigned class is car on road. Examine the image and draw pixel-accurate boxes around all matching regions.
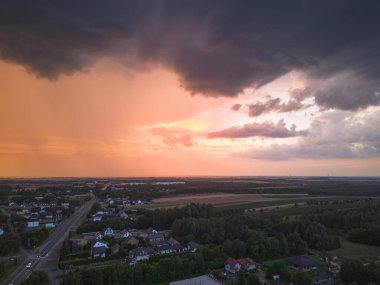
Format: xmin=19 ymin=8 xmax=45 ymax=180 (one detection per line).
xmin=26 ymin=262 xmax=32 ymax=268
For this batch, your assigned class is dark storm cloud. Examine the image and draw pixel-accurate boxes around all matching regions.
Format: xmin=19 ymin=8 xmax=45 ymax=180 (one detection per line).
xmin=207 ymin=120 xmax=306 ymax=139
xmin=1 ymin=0 xmax=380 ymax=108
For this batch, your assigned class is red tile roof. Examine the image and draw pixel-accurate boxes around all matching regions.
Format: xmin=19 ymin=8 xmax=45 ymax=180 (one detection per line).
xmin=225 ymin=257 xmax=237 ymax=267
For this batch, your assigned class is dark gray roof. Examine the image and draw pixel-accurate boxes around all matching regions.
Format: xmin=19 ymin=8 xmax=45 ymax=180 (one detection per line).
xmin=167 ymin=237 xmax=180 ymax=246
xmin=129 ymin=247 xmax=156 ymax=256
xmin=187 ymin=241 xmax=201 ymax=249
xmin=288 ymin=255 xmax=316 ymax=267
xmin=157 ymin=244 xmax=184 ymax=252
xmin=148 ymin=233 xmax=165 ymax=239
xmin=311 ymin=272 xmax=334 ymax=282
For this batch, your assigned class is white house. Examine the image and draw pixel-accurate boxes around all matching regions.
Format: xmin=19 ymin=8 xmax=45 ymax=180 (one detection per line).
xmin=94 ymin=232 xmax=104 ymax=240
xmin=120 ymin=229 xmax=131 ymax=238
xmin=93 ymin=215 xmax=102 ymax=222
xmin=93 ymin=241 xmax=108 ymax=248
xmin=225 ymin=258 xmax=241 ymax=274
xmin=119 ymin=211 xmax=128 ymax=219
xmin=104 ymin=227 xmax=114 ymax=236
xmin=45 ymin=223 xmax=55 ymax=229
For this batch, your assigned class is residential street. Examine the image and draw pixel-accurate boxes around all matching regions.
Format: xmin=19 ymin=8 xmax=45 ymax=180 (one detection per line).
xmin=1 ymin=195 xmax=96 ymax=285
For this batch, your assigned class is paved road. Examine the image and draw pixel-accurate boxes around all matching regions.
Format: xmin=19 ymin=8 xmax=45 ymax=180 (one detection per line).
xmin=2 ymin=195 xmax=97 ymax=285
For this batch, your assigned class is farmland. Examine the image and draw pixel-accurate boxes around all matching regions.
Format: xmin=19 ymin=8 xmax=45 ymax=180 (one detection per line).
xmin=137 ymin=193 xmax=312 ymax=209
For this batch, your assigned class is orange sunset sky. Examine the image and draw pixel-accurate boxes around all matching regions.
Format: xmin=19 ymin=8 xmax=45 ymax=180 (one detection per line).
xmin=1 ymin=1 xmax=380 ymax=177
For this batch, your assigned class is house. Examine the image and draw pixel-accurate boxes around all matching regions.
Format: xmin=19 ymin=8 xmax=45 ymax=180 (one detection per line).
xmin=93 ymin=241 xmax=108 ymax=248
xmin=187 ymin=241 xmax=201 ymax=252
xmin=167 ymin=237 xmax=180 ymax=246
xmin=225 ymin=258 xmax=241 ymax=274
xmin=171 ymin=244 xmax=186 ymax=253
xmin=225 ymin=258 xmax=258 ymax=274
xmin=118 ymin=211 xmax=128 ymax=219
xmin=44 ymin=212 xmax=54 ymax=221
xmin=92 ymin=246 xmax=107 ymax=258
xmin=91 ymin=240 xmax=108 ymax=258
xmin=27 ymin=218 xmax=39 ymax=228
xmin=129 ymin=247 xmax=156 ymax=261
xmin=45 ymin=223 xmax=55 ymax=229
xmin=146 ymin=228 xmax=158 ymax=235
xmin=122 ymin=236 xmax=139 ymax=247
xmin=104 ymin=227 xmax=114 ymax=236
xmin=148 ymin=233 xmax=165 ymax=245
xmin=120 ymin=229 xmax=131 ymax=238
xmin=288 ymin=255 xmax=317 ymax=271
xmin=93 ymin=215 xmax=103 ymax=222
xmin=237 ymin=258 xmax=258 ymax=272
xmin=156 ymin=244 xmax=185 ymax=255
xmin=169 ymin=275 xmax=222 ymax=285
xmin=94 ymin=232 xmax=104 ymax=240
xmin=111 ymin=244 xmax=121 ymax=255
xmin=310 ymin=272 xmax=335 ymax=285
xmin=156 ymin=244 xmax=177 ymax=255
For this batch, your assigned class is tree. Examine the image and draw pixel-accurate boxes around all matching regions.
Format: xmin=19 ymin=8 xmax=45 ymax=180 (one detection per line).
xmin=60 ymin=272 xmax=82 ymax=285
xmin=0 ymin=261 xmax=5 ymax=277
xmin=340 ymin=259 xmax=376 ymax=285
xmin=246 ymin=273 xmax=260 ymax=285
xmin=266 ymin=261 xmax=291 ymax=281
xmin=287 ymin=232 xmax=307 ymax=255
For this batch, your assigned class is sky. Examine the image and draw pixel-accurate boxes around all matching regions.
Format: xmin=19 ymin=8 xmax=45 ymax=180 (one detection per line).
xmin=1 ymin=0 xmax=380 ymax=177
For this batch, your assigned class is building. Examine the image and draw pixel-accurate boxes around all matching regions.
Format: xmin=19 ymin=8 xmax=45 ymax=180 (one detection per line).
xmin=104 ymin=226 xmax=114 ymax=236
xmin=225 ymin=258 xmax=241 ymax=274
xmin=225 ymin=257 xmax=258 ymax=274
xmin=288 ymin=255 xmax=317 ymax=271
xmin=310 ymin=272 xmax=335 ymax=285
xmin=170 ymin=275 xmax=223 ymax=285
xmin=92 ymin=246 xmax=107 ymax=258
xmin=93 ymin=241 xmax=108 ymax=248
xmin=129 ymin=247 xmax=156 ymax=262
xmin=148 ymin=233 xmax=165 ymax=245
xmin=94 ymin=232 xmax=104 ymax=240
xmin=237 ymin=258 xmax=258 ymax=272
xmin=120 ymin=229 xmax=131 ymax=239
xmin=91 ymin=240 xmax=108 ymax=258
xmin=45 ymin=223 xmax=55 ymax=228
xmin=156 ymin=244 xmax=185 ymax=255
xmin=93 ymin=215 xmax=103 ymax=222
xmin=167 ymin=237 xmax=180 ymax=246
xmin=27 ymin=218 xmax=39 ymax=228
xmin=122 ymin=236 xmax=139 ymax=247
xmin=187 ymin=241 xmax=201 ymax=252
xmin=118 ymin=211 xmax=129 ymax=219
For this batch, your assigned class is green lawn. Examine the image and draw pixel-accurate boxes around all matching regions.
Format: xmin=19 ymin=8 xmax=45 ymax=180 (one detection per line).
xmin=327 ymin=239 xmax=380 ymax=263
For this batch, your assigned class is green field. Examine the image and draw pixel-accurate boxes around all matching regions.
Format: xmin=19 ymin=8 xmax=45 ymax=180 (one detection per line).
xmin=327 ymin=239 xmax=380 ymax=264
